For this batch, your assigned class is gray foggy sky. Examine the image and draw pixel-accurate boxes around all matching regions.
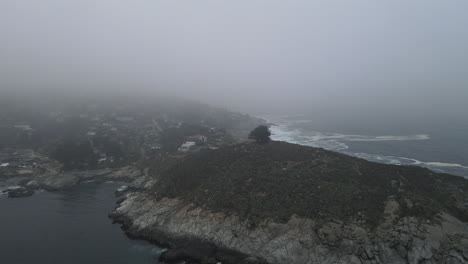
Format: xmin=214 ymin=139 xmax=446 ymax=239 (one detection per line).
xmin=1 ymin=0 xmax=467 ymax=115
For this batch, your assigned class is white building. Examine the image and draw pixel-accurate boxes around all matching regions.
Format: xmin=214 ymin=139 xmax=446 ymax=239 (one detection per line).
xmin=178 ymin=141 xmax=196 ymax=152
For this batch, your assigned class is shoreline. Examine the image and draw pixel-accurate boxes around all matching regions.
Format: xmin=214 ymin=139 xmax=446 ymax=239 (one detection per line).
xmin=109 ymin=193 xmax=267 ymax=264
xmin=1 ymin=165 xmax=142 ymax=198
xmin=105 ymin=141 xmax=468 ymax=264
xmin=109 ymin=191 xmax=468 ymax=264
xmin=263 ymin=116 xmax=468 ymax=178
xmin=2 ymin=142 xmax=468 ymax=263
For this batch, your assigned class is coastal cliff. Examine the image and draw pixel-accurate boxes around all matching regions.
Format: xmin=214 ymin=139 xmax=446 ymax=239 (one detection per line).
xmin=111 ymin=141 xmax=468 ymax=264
xmin=113 ymin=194 xmax=468 ymax=264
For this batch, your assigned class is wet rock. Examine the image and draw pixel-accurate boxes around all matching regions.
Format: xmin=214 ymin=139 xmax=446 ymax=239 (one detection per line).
xmin=4 ymin=186 xmax=34 ymax=198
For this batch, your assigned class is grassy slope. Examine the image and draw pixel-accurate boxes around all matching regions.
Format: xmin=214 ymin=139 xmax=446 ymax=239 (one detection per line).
xmin=150 ymin=141 xmax=468 ymax=227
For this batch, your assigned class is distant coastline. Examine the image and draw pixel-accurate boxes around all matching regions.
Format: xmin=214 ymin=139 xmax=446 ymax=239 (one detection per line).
xmin=262 ymin=115 xmax=468 ymax=178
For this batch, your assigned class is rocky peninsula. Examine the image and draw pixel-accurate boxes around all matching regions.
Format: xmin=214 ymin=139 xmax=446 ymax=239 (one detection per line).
xmin=0 ymin=149 xmax=142 ymax=197
xmin=111 ymin=141 xmax=468 ymax=264
xmin=2 ymin=97 xmax=467 ymax=263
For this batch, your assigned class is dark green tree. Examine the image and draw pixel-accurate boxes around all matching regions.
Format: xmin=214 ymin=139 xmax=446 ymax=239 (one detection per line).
xmin=248 ymin=125 xmax=271 ymax=144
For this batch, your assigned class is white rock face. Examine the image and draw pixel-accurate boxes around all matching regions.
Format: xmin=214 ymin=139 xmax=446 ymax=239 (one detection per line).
xmin=114 ymin=192 xmax=468 ymax=264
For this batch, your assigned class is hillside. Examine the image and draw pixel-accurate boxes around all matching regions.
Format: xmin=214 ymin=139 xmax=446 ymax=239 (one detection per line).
xmin=113 ymin=141 xmax=468 ymax=264
xmin=0 ymin=95 xmax=263 ymax=170
xmin=151 ymin=141 xmax=468 ymax=227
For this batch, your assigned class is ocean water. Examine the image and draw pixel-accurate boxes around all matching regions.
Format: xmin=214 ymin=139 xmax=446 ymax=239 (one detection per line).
xmin=264 ymin=114 xmax=468 ymax=178
xmin=0 ymin=182 xmax=163 ymax=264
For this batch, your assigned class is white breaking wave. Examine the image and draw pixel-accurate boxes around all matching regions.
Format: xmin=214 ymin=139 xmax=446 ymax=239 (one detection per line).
xmin=347 ymin=134 xmax=430 ymax=141
xmin=269 ymin=125 xmax=301 ymax=143
xmin=423 ymin=162 xmax=468 ymax=169
xmin=266 ymin=116 xmax=430 ymax=144
xmin=0 ymin=185 xmax=22 ymax=195
xmin=302 ymin=133 xmax=430 ymax=143
xmin=270 ymin=128 xmax=429 ymax=152
xmin=131 ymin=244 xmax=166 ymax=255
xmin=265 ymin=116 xmax=468 ymax=177
xmin=349 ymin=153 xmax=468 ymax=171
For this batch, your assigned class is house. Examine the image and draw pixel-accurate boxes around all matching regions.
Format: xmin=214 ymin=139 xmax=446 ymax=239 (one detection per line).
xmin=178 ymin=141 xmax=196 ymax=152
xmin=98 ymin=154 xmax=107 ymax=164
xmin=185 ymin=135 xmax=207 ymax=144
xmin=149 ymin=144 xmax=161 ymax=151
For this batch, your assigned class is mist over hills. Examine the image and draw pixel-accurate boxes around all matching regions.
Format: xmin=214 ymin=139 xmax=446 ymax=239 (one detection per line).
xmin=1 ymin=1 xmax=468 ymax=263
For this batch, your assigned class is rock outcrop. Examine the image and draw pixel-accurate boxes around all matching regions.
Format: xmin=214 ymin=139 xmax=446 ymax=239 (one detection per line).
xmin=110 ymin=141 xmax=468 ymax=264
xmin=0 ymin=149 xmax=143 ymax=196
xmin=2 ymin=186 xmax=34 ymax=198
xmin=112 ymin=192 xmax=468 ymax=264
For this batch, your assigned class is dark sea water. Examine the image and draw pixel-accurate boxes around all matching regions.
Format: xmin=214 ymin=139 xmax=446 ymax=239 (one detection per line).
xmin=0 ymin=182 xmax=163 ymax=264
xmin=264 ymin=114 xmax=468 ymax=178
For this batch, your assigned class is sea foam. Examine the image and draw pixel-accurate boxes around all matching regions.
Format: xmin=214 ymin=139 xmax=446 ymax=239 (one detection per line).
xmin=265 ymin=115 xmax=468 ymax=177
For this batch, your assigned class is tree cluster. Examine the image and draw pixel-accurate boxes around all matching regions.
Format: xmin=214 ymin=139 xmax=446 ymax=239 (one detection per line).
xmin=248 ymin=125 xmax=271 ymax=144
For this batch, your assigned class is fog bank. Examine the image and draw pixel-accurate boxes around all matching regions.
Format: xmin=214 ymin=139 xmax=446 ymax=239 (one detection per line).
xmin=1 ymin=1 xmax=467 ymax=117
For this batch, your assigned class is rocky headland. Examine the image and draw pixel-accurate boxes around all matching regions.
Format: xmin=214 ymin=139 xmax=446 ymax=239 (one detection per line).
xmin=0 ymin=149 xmax=142 ymax=197
xmin=111 ymin=141 xmax=468 ymax=264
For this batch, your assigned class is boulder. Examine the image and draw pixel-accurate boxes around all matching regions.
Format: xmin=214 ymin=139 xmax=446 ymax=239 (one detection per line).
xmin=4 ymin=186 xmax=34 ymax=198
xmin=40 ymin=174 xmax=79 ymax=190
